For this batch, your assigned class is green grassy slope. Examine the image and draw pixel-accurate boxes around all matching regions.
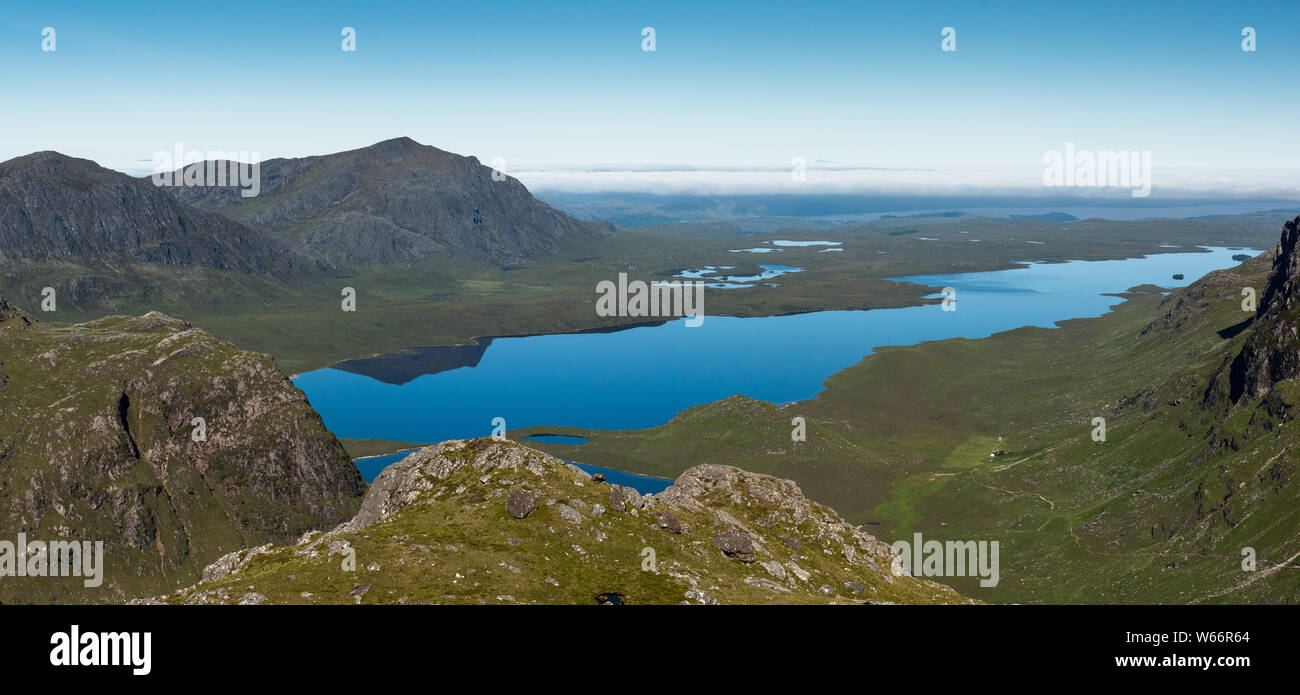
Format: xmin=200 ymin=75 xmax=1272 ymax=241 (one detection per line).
xmin=520 ymin=241 xmax=1300 ymax=603
xmin=10 ymin=216 xmax=1283 ymax=375
xmin=156 ymin=439 xmax=973 ymax=605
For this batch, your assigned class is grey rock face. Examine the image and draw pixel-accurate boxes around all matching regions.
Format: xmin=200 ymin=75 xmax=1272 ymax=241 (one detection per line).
xmin=556 ymin=503 xmax=583 ymax=524
xmin=713 ymin=531 xmax=755 ymax=563
xmin=1230 ymin=216 xmax=1300 ymax=401
xmin=169 ymin=137 xmax=612 ymax=267
xmin=608 ymin=485 xmax=644 ymax=513
xmin=349 ymin=584 xmax=372 ymax=602
xmin=654 ymin=511 xmax=683 ymax=534
xmin=0 ymin=308 xmax=365 ymax=604
xmin=507 ymin=489 xmax=538 ymax=519
xmin=202 ymin=545 xmax=274 ymax=584
xmin=0 ymin=151 xmax=296 ymax=273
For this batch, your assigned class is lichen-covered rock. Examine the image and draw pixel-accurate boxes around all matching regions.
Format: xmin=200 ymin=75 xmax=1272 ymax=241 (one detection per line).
xmin=713 ymin=531 xmax=755 ymax=562
xmin=556 ymin=503 xmax=583 ymax=525
xmin=608 ymin=484 xmax=643 ymax=513
xmin=654 ymin=511 xmax=683 ymax=534
xmin=507 ymin=489 xmax=537 ymax=519
xmin=202 ymin=544 xmax=275 ymax=583
xmin=333 ymin=439 xmax=554 ymax=533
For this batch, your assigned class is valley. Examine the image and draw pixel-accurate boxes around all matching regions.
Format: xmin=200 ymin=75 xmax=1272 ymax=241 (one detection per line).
xmin=3 ymin=138 xmax=1298 ymax=606
xmin=517 ymin=219 xmax=1300 ymax=604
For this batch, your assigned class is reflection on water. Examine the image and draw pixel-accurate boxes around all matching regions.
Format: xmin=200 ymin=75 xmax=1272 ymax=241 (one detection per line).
xmin=297 ymin=247 xmax=1257 ymax=449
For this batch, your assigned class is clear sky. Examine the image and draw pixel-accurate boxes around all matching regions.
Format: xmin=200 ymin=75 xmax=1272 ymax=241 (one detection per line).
xmin=2 ymin=0 xmax=1297 ymax=197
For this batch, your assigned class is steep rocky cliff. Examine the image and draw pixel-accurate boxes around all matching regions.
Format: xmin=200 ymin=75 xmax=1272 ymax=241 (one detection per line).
xmin=1230 ymin=215 xmax=1300 ymax=402
xmin=0 ymin=298 xmax=365 ymax=603
xmin=153 ymin=439 xmax=972 ymax=605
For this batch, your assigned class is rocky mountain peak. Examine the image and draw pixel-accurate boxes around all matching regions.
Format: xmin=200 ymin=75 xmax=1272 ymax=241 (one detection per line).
xmin=1257 ymin=216 xmax=1300 ymax=315
xmin=167 ymin=137 xmax=612 ymax=267
xmin=1229 ymin=215 xmax=1300 ymax=401
xmin=368 ymin=135 xmax=424 ymax=153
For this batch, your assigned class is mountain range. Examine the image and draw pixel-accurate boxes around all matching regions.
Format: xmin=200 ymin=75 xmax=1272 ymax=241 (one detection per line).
xmin=4 ymin=133 xmax=1298 ymax=604
xmin=0 ymin=138 xmax=612 ymax=318
xmin=166 ymin=137 xmax=612 ymax=266
xmin=0 ymin=151 xmax=295 ymax=274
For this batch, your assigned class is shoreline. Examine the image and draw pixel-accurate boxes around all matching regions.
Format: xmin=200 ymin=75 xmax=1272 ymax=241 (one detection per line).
xmin=350 ymin=447 xmax=422 ymax=462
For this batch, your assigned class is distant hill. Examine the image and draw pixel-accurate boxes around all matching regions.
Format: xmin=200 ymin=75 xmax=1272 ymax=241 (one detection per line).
xmin=1011 ymin=212 xmax=1079 ymax=222
xmin=0 ymin=151 xmax=316 ymax=317
xmin=166 ymin=137 xmax=612 ymax=267
xmin=0 ymin=151 xmax=297 ymax=274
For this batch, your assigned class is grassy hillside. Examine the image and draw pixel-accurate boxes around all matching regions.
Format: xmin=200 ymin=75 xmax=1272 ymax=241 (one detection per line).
xmin=519 ymin=228 xmax=1300 ymax=604
xmin=18 ymin=215 xmax=1286 ymax=376
xmin=152 ymin=439 xmax=973 ymax=605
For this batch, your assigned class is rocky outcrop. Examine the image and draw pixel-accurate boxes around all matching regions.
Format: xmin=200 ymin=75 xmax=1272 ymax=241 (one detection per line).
xmin=331 ymin=439 xmax=554 ymax=533
xmin=159 ymin=439 xmax=972 ymax=605
xmin=507 ymin=489 xmax=537 ymax=519
xmin=167 ymin=137 xmax=612 ymax=267
xmin=1230 ymin=216 xmax=1300 ymax=401
xmin=0 ymin=301 xmax=366 ymax=604
xmin=0 ymin=296 xmax=33 ymax=329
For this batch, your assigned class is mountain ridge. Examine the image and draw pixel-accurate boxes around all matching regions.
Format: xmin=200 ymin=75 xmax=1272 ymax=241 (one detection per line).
xmin=165 ymin=137 xmax=613 ymax=267
xmin=0 ymin=151 xmax=299 ymax=273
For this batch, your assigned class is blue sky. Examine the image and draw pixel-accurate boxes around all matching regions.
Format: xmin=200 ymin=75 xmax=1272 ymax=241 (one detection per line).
xmin=2 ymin=0 xmax=1297 ymax=197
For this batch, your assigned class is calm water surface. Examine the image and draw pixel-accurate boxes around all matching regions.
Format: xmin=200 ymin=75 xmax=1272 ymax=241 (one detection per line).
xmin=304 ymin=247 xmax=1254 ymax=482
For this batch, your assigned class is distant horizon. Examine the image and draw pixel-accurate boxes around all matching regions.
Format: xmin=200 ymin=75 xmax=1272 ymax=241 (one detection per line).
xmin=4 ymin=0 xmax=1299 ymax=199
xmin=7 ymin=141 xmax=1300 ymax=211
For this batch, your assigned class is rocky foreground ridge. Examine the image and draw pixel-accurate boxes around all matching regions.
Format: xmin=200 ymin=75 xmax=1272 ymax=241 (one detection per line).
xmin=0 ymin=298 xmax=365 ymax=603
xmin=149 ymin=439 xmax=973 ymax=605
